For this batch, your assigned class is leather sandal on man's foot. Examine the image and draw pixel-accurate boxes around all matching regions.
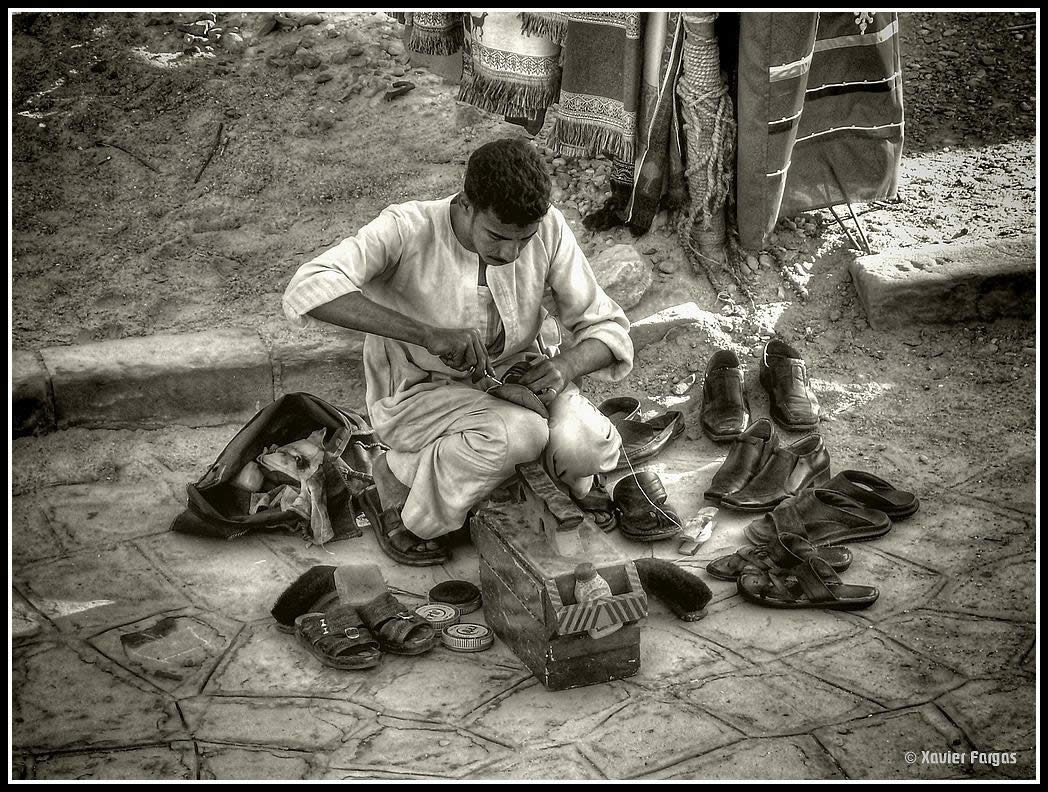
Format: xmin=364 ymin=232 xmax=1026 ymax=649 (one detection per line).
xmin=357 ymin=487 xmax=448 ymax=567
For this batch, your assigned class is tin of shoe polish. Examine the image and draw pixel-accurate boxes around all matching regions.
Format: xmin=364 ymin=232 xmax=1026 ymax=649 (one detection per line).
xmin=414 ymin=602 xmax=460 ymax=630
xmin=428 ymin=580 xmax=482 ymax=615
xmin=441 ymin=622 xmax=494 ymax=652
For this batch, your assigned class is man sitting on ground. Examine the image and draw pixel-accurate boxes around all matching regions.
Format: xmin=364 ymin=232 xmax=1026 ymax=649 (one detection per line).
xmin=283 ymin=138 xmax=633 ymax=565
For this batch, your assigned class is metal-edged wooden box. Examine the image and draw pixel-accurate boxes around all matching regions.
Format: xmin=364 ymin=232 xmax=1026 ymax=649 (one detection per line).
xmin=471 ymin=463 xmax=647 ymax=691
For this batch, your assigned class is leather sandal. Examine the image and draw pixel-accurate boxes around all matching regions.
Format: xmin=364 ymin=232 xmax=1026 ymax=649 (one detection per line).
xmin=704 ymin=418 xmax=778 ymax=504
xmin=823 ymin=470 xmax=919 ymax=520
xmin=738 ymin=555 xmax=879 ymax=610
xmin=706 ymin=541 xmax=852 ymax=581
xmin=744 ymin=488 xmax=892 ymax=546
xmin=358 ymin=591 xmax=438 ymax=655
xmin=294 ymin=605 xmax=382 ymax=670
xmin=357 ymin=486 xmax=448 ymax=567
xmin=720 ymin=433 xmax=831 ymax=512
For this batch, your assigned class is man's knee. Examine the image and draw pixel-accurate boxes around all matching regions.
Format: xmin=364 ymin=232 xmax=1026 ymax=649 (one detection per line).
xmin=545 ymin=392 xmax=622 ymax=482
xmin=462 ymin=406 xmax=549 ymax=470
xmin=501 ymin=408 xmax=550 ymax=465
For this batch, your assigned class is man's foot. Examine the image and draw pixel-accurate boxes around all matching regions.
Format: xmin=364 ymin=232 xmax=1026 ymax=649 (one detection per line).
xmin=372 ymin=452 xmax=410 ymax=512
xmin=358 ymin=487 xmax=448 ymax=567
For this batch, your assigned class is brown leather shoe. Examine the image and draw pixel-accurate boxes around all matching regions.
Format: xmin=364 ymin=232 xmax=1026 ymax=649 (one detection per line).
xmin=703 ymin=418 xmax=777 ymax=504
xmin=759 ymin=339 xmax=821 ymax=431
xmin=720 ymin=433 xmax=831 ymax=512
xmin=700 ymin=350 xmax=749 ymax=442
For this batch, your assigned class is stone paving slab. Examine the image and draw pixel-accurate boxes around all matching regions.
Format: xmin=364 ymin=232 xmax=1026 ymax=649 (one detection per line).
xmin=932 ymin=551 xmax=1036 ymax=622
xmin=325 ymin=716 xmax=509 ymax=777
xmin=31 ymin=743 xmax=197 ymax=780
xmin=848 ymin=236 xmax=1035 ymax=329
xmin=879 ymin=493 xmax=1034 ymax=576
xmin=467 ymin=679 xmax=633 ymax=749
xmin=937 ymin=680 xmax=1036 ymax=757
xmin=197 ymin=744 xmax=319 ymax=781
xmin=134 ymin=533 xmax=303 ymax=623
xmin=89 ymin=608 xmax=242 ymax=698
xmin=40 ymin=329 xmax=275 ymax=430
xmin=782 ymin=631 xmax=967 ymax=711
xmin=875 ymin=609 xmax=1033 ymax=680
xmin=813 ymin=704 xmax=973 ymax=779
xmin=672 ymin=662 xmax=884 ymax=738
xmin=628 ymin=621 xmax=750 ymax=692
xmin=577 ymin=697 xmax=742 ymax=778
xmin=465 ymin=745 xmax=603 ymax=780
xmin=14 ymin=543 xmax=192 ymax=634
xmin=13 ymin=640 xmax=184 ymax=752
xmin=646 ymin=735 xmax=846 ymax=780
xmin=179 ymin=695 xmax=376 ymax=752
xmin=683 ymin=598 xmax=866 ymax=663
xmin=348 ymin=650 xmax=532 ymax=723
xmin=12 ymin=497 xmax=67 ymax=567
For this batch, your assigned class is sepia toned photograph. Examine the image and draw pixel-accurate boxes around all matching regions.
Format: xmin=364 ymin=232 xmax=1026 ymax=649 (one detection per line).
xmin=10 ymin=9 xmax=1037 ymax=782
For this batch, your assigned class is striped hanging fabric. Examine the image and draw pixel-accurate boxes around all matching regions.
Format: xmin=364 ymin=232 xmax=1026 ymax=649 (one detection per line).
xmin=735 ymin=12 xmax=904 ymax=250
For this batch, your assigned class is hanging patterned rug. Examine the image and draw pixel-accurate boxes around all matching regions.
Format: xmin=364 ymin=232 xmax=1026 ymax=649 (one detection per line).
xmin=459 ymin=12 xmax=562 ymax=123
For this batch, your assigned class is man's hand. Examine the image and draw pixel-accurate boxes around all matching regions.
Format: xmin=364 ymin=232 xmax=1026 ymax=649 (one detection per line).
xmin=427 ymin=327 xmax=491 ymax=380
xmin=518 ymin=355 xmax=575 ymax=405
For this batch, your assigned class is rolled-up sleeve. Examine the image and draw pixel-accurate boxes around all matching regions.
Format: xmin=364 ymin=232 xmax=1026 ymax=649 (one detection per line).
xmin=282 ymin=209 xmax=405 ymax=327
xmin=545 ymin=209 xmax=634 ymax=382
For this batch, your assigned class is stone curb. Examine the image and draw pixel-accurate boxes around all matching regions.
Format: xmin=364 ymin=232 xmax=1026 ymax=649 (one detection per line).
xmin=848 ymin=235 xmax=1036 ymax=330
xmin=14 ymin=328 xmax=365 ymax=437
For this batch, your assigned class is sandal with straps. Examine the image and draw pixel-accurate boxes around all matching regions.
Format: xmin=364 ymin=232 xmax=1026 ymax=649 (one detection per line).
xmin=358 ymin=591 xmax=438 ymax=656
xmin=823 ymin=470 xmax=920 ymax=520
xmin=294 ymin=604 xmax=382 ymax=670
xmin=706 ymin=541 xmax=852 ymax=582
xmin=737 ymin=541 xmax=879 ymax=610
xmin=357 ymin=486 xmax=448 ymax=567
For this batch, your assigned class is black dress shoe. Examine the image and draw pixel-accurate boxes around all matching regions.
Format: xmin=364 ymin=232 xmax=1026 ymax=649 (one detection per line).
xmin=700 ymin=349 xmax=749 ymax=442
xmin=721 ymin=433 xmax=831 ymax=512
xmin=703 ymin=418 xmax=778 ymax=504
xmin=759 ymin=339 xmax=821 ymax=431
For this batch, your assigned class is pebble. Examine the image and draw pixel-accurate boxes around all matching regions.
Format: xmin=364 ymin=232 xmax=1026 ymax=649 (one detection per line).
xmin=671 ymin=373 xmax=696 ymax=396
xmin=315 ymin=71 xmax=333 ymax=83
xmin=759 ymin=253 xmax=775 ymax=268
xmin=745 ymin=254 xmax=759 ymax=273
xmin=980 ymin=54 xmax=995 ymax=66
xmin=918 ymin=454 xmax=930 ymax=465
xmin=659 ymin=260 xmax=678 ymax=274
xmin=1020 ymin=101 xmax=1033 ymax=112
xmin=829 ymin=309 xmax=842 ymax=322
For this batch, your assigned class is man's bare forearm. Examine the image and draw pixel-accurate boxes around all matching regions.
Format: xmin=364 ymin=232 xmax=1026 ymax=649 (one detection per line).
xmin=307 ymin=292 xmax=429 ymax=347
xmin=556 ymin=338 xmax=617 ymax=381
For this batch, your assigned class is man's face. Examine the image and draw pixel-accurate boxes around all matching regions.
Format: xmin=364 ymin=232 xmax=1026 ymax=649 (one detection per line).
xmin=466 ymin=205 xmax=541 ymax=267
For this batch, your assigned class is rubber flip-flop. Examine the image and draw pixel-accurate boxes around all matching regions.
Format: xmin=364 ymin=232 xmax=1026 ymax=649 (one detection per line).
xmin=822 ymin=470 xmax=919 ymax=520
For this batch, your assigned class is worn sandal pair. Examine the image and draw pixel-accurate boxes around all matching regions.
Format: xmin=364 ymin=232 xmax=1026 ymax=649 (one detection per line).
xmin=734 ymin=532 xmax=878 ymax=610
xmin=294 ymin=591 xmax=438 ymax=669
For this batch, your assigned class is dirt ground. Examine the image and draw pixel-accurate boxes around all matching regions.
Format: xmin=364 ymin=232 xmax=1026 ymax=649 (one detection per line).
xmin=10 ymin=10 xmax=1037 ymax=500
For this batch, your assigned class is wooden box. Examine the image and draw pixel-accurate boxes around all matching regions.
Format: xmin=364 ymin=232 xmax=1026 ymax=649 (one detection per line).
xmin=472 ymin=463 xmax=648 ymax=691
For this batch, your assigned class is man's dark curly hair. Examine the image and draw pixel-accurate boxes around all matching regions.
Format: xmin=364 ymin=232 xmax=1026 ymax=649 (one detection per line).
xmin=463 ymin=138 xmax=551 ymax=226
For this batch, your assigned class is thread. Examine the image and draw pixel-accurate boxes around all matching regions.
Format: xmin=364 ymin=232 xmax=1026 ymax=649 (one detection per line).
xmin=618 ymin=444 xmax=684 ymax=531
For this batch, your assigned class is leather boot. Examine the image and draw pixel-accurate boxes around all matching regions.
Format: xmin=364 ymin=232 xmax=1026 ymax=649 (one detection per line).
xmin=700 ymin=349 xmax=749 ymax=441
xmin=721 ymin=433 xmax=831 ymax=512
xmin=759 ymin=339 xmax=821 ymax=431
xmin=704 ymin=418 xmax=778 ymax=504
